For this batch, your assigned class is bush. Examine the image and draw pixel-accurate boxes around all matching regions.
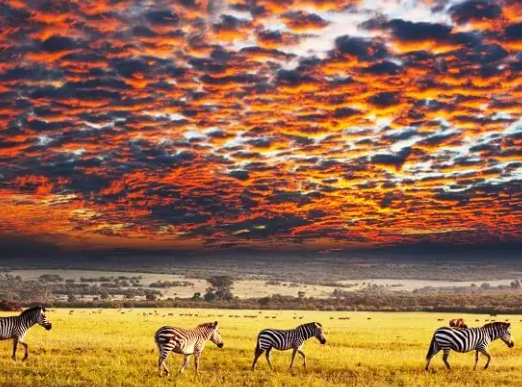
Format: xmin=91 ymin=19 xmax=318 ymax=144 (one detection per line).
xmin=0 ymin=300 xmax=22 ymax=311
xmin=39 ymin=274 xmax=64 ymax=282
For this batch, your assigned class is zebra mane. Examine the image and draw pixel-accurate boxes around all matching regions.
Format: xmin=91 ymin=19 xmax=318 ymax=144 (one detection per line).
xmin=483 ymin=322 xmax=510 ymax=330
xmin=21 ymin=305 xmax=45 ymax=316
xmin=301 ymin=322 xmax=320 ymax=330
xmin=197 ymin=322 xmax=218 ymax=330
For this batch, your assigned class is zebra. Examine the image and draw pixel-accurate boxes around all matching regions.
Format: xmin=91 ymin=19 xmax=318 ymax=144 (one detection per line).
xmin=425 ymin=322 xmax=514 ymax=371
xmin=0 ymin=305 xmax=52 ymax=361
xmin=251 ymin=322 xmax=326 ymax=371
xmin=155 ymin=321 xmax=223 ymax=376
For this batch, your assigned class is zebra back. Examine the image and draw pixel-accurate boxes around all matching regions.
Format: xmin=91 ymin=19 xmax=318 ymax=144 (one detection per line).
xmin=155 ymin=321 xmax=223 ymax=349
xmin=257 ymin=321 xmax=326 ymax=351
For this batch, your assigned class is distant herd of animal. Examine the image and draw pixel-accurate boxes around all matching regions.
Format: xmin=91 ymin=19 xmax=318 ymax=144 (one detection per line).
xmin=0 ymin=306 xmax=515 ymax=375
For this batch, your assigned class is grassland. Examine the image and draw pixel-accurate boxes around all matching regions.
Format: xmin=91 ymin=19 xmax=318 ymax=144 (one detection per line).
xmin=0 ymin=309 xmax=521 ymax=387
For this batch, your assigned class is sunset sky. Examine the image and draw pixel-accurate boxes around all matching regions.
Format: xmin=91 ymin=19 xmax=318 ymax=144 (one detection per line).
xmin=1 ymin=0 xmax=522 ymax=253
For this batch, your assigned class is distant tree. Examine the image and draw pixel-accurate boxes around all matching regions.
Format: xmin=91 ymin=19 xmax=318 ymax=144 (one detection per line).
xmin=146 ymin=293 xmax=158 ymax=301
xmin=480 ymin=283 xmax=491 ymax=290
xmin=124 ymin=290 xmax=136 ymax=300
xmin=298 ymin=291 xmax=306 ymax=300
xmin=205 ymin=275 xmax=234 ymax=301
xmin=204 ymin=291 xmax=217 ymax=302
xmin=510 ymin=280 xmax=521 ymax=289
xmin=39 ymin=274 xmax=63 ymax=282
xmin=258 ymin=297 xmax=270 ymax=307
xmin=192 ymin=292 xmax=202 ymax=301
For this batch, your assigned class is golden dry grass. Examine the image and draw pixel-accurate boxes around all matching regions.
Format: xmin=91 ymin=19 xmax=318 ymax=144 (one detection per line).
xmin=0 ymin=309 xmax=520 ymax=387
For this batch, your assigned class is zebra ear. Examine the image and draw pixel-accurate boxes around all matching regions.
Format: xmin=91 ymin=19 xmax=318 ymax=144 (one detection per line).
xmin=214 ymin=321 xmax=219 ymax=328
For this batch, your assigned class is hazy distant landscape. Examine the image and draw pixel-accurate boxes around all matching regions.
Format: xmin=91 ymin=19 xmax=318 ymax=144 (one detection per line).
xmin=2 ymin=253 xmax=522 ymax=313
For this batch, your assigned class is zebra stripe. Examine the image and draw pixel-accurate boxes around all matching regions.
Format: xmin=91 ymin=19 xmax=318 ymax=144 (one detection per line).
xmin=251 ymin=322 xmax=326 ymax=371
xmin=155 ymin=321 xmax=223 ymax=376
xmin=425 ymin=322 xmax=514 ymax=371
xmin=0 ymin=305 xmax=52 ymax=361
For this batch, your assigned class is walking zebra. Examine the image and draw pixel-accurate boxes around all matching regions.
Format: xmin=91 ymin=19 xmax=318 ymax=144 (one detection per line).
xmin=155 ymin=321 xmax=223 ymax=376
xmin=425 ymin=322 xmax=514 ymax=371
xmin=251 ymin=322 xmax=326 ymax=371
xmin=0 ymin=305 xmax=52 ymax=361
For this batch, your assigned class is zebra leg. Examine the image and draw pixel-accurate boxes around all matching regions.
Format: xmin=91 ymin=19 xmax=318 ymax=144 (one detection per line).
xmin=474 ymin=350 xmax=479 ymax=371
xmin=297 ymin=349 xmax=307 ymax=369
xmin=251 ymin=347 xmax=264 ymax=371
xmin=179 ymin=355 xmax=190 ymax=374
xmin=194 ymin=353 xmax=200 ymax=375
xmin=20 ymin=342 xmax=29 ymax=361
xmin=12 ymin=338 xmax=18 ymax=361
xmin=425 ymin=337 xmax=440 ymax=371
xmin=161 ymin=361 xmax=170 ymax=377
xmin=289 ymin=348 xmax=298 ymax=370
xmin=481 ymin=349 xmax=492 ymax=369
xmin=157 ymin=349 xmax=171 ymax=376
xmin=265 ymin=349 xmax=274 ymax=370
xmin=442 ymin=349 xmax=451 ymax=370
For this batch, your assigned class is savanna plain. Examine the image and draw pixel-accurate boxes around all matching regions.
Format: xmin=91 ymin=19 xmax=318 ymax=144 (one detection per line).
xmin=0 ymin=309 xmax=520 ymax=387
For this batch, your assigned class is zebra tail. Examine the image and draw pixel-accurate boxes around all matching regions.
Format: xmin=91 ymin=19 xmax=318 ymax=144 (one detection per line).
xmin=254 ymin=333 xmax=262 ymax=352
xmin=426 ymin=334 xmax=437 ymax=360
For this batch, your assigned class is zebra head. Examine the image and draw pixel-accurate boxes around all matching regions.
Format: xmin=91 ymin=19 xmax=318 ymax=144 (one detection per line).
xmin=201 ymin=321 xmax=223 ymax=348
xmin=500 ymin=323 xmax=514 ymax=348
xmin=485 ymin=322 xmax=514 ymax=348
xmin=37 ymin=306 xmax=52 ymax=330
xmin=22 ymin=306 xmax=52 ymax=330
xmin=313 ymin=322 xmax=326 ymax=344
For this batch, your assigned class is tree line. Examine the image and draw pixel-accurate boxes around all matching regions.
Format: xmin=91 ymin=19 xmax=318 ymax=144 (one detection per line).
xmin=3 ymin=274 xmax=522 ymax=314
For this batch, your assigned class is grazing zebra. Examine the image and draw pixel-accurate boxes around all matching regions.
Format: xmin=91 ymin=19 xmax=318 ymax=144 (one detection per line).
xmin=155 ymin=321 xmax=223 ymax=376
xmin=0 ymin=305 xmax=52 ymax=361
xmin=425 ymin=322 xmax=514 ymax=371
xmin=251 ymin=322 xmax=326 ymax=371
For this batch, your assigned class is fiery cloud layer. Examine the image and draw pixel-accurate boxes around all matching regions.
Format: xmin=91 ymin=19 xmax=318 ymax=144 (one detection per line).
xmin=1 ymin=0 xmax=521 ymax=252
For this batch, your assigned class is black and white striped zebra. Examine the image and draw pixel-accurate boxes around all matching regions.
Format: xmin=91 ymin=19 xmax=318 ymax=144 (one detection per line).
xmin=155 ymin=321 xmax=223 ymax=376
xmin=425 ymin=322 xmax=514 ymax=371
xmin=251 ymin=322 xmax=326 ymax=371
xmin=0 ymin=305 xmax=52 ymax=361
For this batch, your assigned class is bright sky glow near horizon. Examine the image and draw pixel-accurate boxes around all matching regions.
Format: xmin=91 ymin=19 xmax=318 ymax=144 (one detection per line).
xmin=0 ymin=0 xmax=521 ymax=253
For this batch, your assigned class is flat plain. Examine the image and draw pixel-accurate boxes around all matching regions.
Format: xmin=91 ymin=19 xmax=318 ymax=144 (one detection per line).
xmin=0 ymin=309 xmax=520 ymax=387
